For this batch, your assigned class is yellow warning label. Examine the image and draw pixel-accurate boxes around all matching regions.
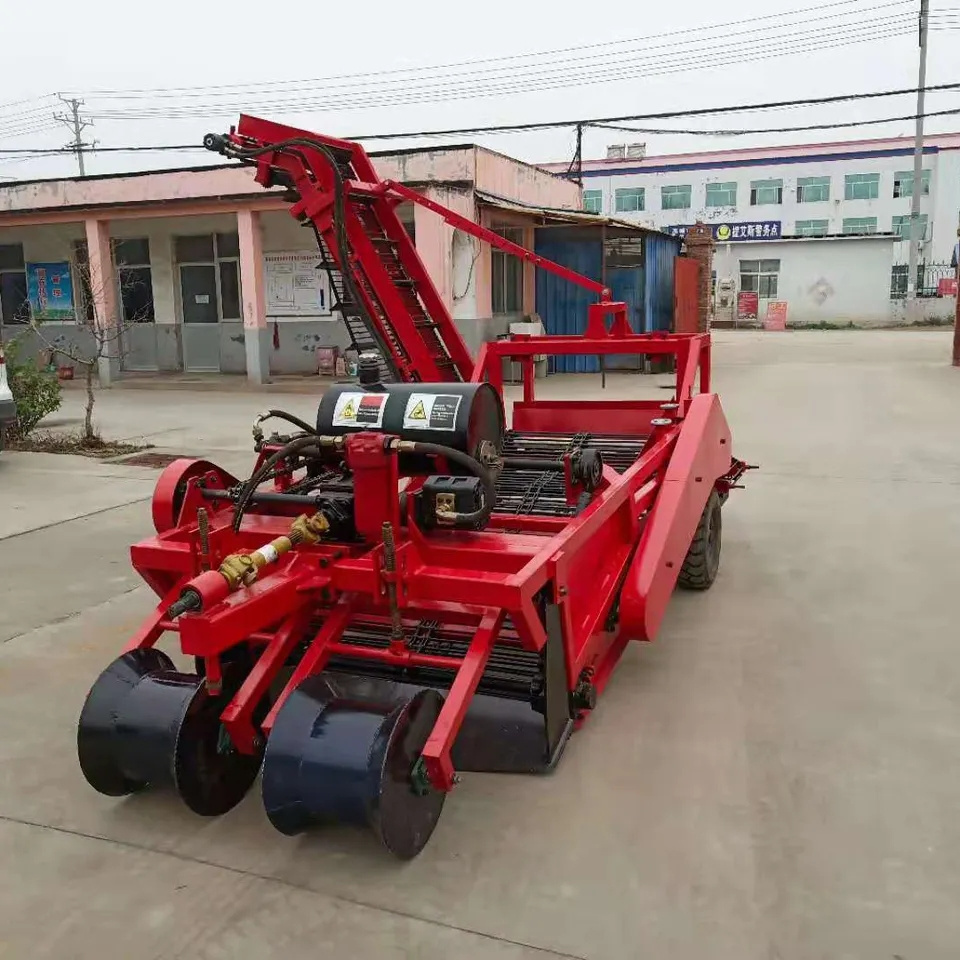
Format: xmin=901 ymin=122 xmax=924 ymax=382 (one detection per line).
xmin=341 ymin=399 xmax=356 ymax=419
xmin=409 ymin=400 xmax=427 ymax=420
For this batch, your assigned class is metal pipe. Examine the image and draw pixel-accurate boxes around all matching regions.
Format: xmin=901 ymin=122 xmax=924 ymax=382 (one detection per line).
xmin=201 ymin=487 xmax=353 ymax=508
xmin=502 ymin=457 xmax=566 ymax=472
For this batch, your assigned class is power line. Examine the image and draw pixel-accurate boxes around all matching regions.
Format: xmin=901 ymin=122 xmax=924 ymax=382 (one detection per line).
xmin=84 ymin=17 xmax=919 ymax=120
xmin=345 ymin=80 xmax=960 ymax=140
xmin=65 ymin=0 xmax=915 ymax=99
xmin=4 ymin=82 xmax=960 ymax=159
xmin=587 ymin=104 xmax=960 ymax=136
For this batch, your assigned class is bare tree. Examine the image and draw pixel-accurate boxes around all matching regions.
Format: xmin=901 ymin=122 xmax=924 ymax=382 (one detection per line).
xmin=29 ymin=242 xmax=148 ymax=444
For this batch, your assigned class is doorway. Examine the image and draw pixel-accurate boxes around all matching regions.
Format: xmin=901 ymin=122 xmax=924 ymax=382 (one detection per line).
xmin=180 ymin=264 xmax=220 ymax=371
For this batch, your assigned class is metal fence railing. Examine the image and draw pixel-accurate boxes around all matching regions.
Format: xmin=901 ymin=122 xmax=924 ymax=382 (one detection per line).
xmin=890 ymin=262 xmax=956 ymax=299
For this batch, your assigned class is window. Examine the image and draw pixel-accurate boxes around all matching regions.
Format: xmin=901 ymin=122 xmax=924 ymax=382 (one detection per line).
xmin=842 ymin=217 xmax=878 ymax=235
xmin=892 ymin=214 xmax=929 ymax=240
xmin=0 ymin=243 xmax=28 ymax=324
xmin=174 ymin=232 xmax=242 ymax=321
xmin=844 ymin=173 xmax=880 ymax=200
xmin=113 ymin=238 xmax=154 ymax=323
xmin=739 ymin=259 xmax=780 ymax=299
xmin=893 ymin=169 xmax=930 ymax=198
xmin=750 ymin=179 xmax=783 ymax=206
xmin=705 ymin=182 xmax=737 ymax=207
xmin=794 ymin=219 xmax=829 ymax=237
xmin=491 ymin=227 xmax=523 ymax=315
xmin=661 ymin=185 xmax=692 ymax=210
xmin=797 ymin=177 xmax=830 ymax=202
xmin=582 ymin=190 xmax=603 ymax=214
xmin=614 ymin=187 xmax=644 ymax=213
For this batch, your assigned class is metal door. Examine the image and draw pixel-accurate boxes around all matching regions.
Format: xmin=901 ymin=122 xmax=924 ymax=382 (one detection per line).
xmin=180 ymin=264 xmax=221 ymax=372
xmin=605 ymin=266 xmax=644 ymax=370
xmin=534 ymin=228 xmax=602 ymax=373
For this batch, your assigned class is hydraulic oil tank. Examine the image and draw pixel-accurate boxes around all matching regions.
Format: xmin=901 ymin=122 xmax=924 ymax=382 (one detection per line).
xmin=316 ymin=382 xmax=505 ymax=463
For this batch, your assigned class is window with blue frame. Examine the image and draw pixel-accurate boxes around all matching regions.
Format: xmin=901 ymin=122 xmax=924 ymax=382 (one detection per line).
xmin=661 ymin=184 xmax=692 ymax=210
xmin=794 ymin=219 xmax=829 ymax=237
xmin=582 ymin=190 xmax=603 ymax=214
xmin=842 ymin=217 xmax=878 ymax=235
xmin=893 ymin=170 xmax=931 ymax=198
xmin=797 ymin=176 xmax=830 ymax=202
xmin=705 ymin=182 xmax=737 ymax=207
xmin=892 ymin=214 xmax=928 ymax=240
xmin=614 ymin=187 xmax=645 ymax=213
xmin=750 ymin=179 xmax=783 ymax=205
xmin=844 ymin=173 xmax=880 ymax=200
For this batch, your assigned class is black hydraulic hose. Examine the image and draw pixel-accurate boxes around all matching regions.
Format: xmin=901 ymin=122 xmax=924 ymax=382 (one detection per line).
xmin=408 ymin=442 xmax=497 ymax=526
xmin=256 ymin=409 xmax=318 ymax=436
xmin=232 ymin=435 xmax=325 ymax=532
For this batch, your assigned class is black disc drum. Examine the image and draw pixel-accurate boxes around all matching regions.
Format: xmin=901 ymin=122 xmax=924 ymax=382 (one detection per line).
xmin=261 ymin=678 xmax=446 ymax=859
xmin=77 ymin=650 xmax=263 ymax=816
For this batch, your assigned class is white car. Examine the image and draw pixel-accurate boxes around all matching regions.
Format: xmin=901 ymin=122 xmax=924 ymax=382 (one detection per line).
xmin=0 ymin=344 xmax=16 ymax=451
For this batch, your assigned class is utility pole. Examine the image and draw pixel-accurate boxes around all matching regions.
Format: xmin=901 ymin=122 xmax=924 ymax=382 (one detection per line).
xmin=906 ymin=0 xmax=930 ymax=315
xmin=566 ymin=123 xmax=584 ymax=187
xmin=953 ymin=217 xmax=959 ymax=367
xmin=54 ymin=95 xmax=94 ymax=176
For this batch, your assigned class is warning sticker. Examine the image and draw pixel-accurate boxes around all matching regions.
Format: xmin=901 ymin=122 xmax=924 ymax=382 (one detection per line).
xmin=331 ymin=391 xmax=387 ymax=429
xmin=402 ymin=393 xmax=462 ymax=432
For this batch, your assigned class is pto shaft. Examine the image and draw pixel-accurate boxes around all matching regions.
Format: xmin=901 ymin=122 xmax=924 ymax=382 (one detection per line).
xmin=167 ymin=511 xmax=330 ymax=618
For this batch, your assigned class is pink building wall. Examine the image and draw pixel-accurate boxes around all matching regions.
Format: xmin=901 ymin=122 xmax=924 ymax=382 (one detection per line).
xmin=0 ymin=143 xmax=581 ymax=381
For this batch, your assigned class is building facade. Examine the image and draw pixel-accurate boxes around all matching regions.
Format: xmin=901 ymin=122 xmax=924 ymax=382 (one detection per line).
xmin=0 ymin=146 xmax=583 ymax=382
xmin=542 ymin=133 xmax=960 ymax=325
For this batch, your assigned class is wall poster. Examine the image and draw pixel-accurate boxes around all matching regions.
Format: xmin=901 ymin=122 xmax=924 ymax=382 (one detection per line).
xmin=26 ymin=262 xmax=76 ymax=320
xmin=264 ymin=251 xmax=332 ymax=318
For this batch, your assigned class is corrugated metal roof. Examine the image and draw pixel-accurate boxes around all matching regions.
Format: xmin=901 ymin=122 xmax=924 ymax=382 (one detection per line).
xmin=475 ymin=189 xmax=676 ymax=238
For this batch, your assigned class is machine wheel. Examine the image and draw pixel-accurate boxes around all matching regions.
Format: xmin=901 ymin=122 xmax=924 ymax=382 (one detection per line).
xmin=77 ymin=650 xmax=264 ymax=816
xmin=261 ymin=678 xmax=446 ymax=859
xmin=678 ymin=490 xmax=722 ymax=591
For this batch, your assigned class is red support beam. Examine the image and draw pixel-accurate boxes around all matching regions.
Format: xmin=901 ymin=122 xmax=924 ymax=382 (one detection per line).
xmin=385 ymin=180 xmax=610 ymax=299
xmin=420 ymin=610 xmax=505 ymax=791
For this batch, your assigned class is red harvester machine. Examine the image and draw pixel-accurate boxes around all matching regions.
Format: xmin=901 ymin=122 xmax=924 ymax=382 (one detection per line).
xmin=77 ymin=116 xmax=750 ymax=857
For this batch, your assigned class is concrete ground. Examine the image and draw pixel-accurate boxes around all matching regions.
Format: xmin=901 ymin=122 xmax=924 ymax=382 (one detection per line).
xmin=1 ymin=329 xmax=959 ymax=959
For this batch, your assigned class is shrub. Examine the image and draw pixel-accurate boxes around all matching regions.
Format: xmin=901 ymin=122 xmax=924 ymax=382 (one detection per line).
xmin=3 ymin=337 xmax=62 ymax=440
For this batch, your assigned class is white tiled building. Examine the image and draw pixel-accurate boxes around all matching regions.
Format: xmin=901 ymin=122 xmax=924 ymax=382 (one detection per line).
xmin=542 ymin=133 xmax=960 ymax=258
xmin=541 ymin=134 xmax=960 ymax=325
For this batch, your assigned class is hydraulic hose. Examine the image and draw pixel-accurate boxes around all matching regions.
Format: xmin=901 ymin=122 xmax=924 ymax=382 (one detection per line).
xmin=255 ymin=409 xmax=318 ymax=437
xmin=232 ymin=435 xmax=325 ymax=532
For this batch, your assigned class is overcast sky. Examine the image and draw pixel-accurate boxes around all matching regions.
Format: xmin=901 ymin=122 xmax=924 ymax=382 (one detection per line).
xmin=1 ymin=0 xmax=958 ymax=182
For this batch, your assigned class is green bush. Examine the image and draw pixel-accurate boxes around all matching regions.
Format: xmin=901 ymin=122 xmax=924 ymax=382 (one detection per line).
xmin=3 ymin=338 xmax=62 ymax=440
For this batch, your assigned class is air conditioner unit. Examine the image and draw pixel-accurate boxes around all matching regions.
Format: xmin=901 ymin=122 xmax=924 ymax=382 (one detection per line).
xmin=626 ymin=143 xmax=646 ymax=159
xmin=606 ymin=144 xmax=626 ymax=160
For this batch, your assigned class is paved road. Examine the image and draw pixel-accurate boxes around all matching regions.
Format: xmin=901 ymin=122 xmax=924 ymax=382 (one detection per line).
xmin=1 ymin=330 xmax=958 ymax=959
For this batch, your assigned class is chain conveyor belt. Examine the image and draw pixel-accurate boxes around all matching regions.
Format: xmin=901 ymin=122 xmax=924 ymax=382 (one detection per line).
xmin=495 ymin=430 xmax=647 ymax=518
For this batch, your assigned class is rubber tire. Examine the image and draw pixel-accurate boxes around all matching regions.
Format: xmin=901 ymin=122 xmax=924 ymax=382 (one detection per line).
xmin=677 ymin=490 xmax=721 ymax=591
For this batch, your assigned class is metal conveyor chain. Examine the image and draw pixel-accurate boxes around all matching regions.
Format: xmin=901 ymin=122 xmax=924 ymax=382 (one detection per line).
xmin=495 ymin=431 xmax=648 ymax=518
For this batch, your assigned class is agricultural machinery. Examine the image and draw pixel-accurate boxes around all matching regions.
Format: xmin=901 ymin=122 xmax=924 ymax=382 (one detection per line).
xmin=77 ymin=115 xmax=749 ymax=857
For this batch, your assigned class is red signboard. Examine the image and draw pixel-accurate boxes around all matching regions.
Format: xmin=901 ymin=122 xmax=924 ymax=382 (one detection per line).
xmin=763 ymin=301 xmax=788 ymax=331
xmin=737 ymin=291 xmax=759 ymax=319
xmin=937 ymin=277 xmax=958 ymax=297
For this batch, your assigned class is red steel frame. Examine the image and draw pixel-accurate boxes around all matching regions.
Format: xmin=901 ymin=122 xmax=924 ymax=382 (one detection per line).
xmin=120 ymin=118 xmax=744 ymax=794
